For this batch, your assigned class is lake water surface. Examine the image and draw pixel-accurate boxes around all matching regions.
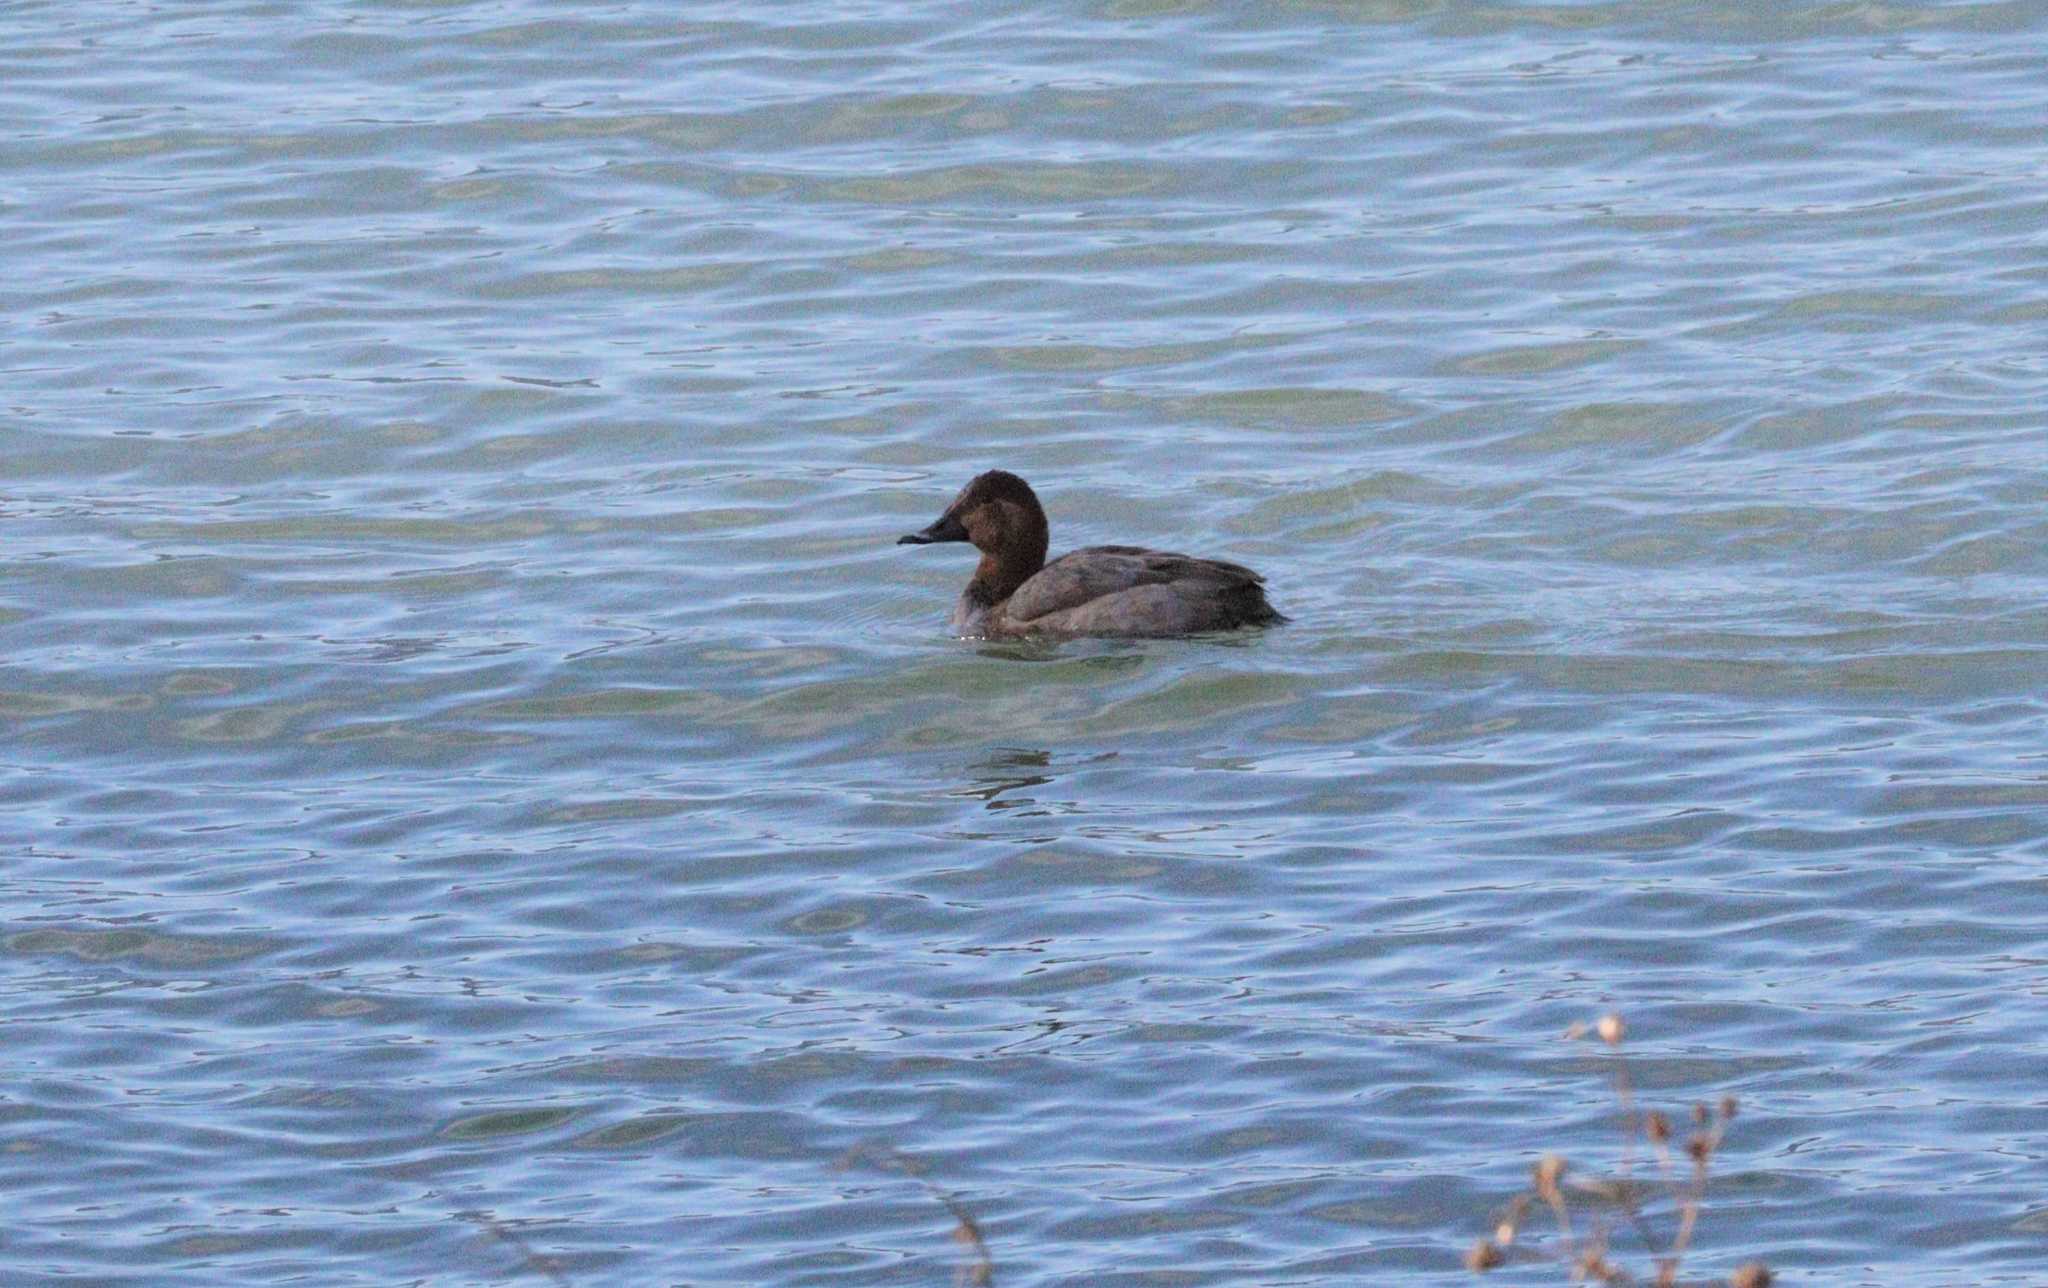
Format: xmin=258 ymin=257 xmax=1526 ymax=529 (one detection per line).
xmin=6 ymin=2 xmax=2048 ymax=1284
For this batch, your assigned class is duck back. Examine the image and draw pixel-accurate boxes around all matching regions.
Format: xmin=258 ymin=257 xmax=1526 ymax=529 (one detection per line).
xmin=995 ymin=545 xmax=1283 ymax=637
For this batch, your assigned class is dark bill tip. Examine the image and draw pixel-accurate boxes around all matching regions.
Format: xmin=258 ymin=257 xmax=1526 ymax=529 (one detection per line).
xmin=897 ymin=513 xmax=968 ymax=546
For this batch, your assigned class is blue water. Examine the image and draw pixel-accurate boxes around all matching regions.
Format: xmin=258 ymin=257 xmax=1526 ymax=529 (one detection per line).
xmin=6 ymin=2 xmax=2048 ymax=1283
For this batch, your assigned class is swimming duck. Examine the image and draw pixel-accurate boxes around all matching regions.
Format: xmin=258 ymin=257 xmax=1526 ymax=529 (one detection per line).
xmin=897 ymin=470 xmax=1283 ymax=638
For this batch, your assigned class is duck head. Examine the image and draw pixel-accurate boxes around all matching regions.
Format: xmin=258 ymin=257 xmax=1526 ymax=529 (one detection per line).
xmin=898 ymin=470 xmax=1051 ymax=601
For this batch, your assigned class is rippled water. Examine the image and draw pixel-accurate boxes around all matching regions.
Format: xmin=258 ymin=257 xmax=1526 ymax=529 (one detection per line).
xmin=7 ymin=2 xmax=2048 ymax=1283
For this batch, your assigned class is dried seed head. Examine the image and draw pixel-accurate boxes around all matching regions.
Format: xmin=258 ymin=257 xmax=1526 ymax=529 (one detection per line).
xmin=1729 ymin=1262 xmax=1774 ymax=1288
xmin=1720 ymin=1094 xmax=1740 ymax=1121
xmin=1492 ymin=1200 xmax=1524 ymax=1245
xmin=1596 ymin=1013 xmax=1626 ymax=1046
xmin=1465 ymin=1238 xmax=1505 ymax=1271
xmin=1693 ymin=1102 xmax=1711 ymax=1126
xmin=1687 ymin=1132 xmax=1714 ymax=1164
xmin=1645 ymin=1110 xmax=1672 ymax=1144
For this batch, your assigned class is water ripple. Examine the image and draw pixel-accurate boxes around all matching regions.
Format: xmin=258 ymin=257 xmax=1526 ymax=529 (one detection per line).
xmin=5 ymin=2 xmax=2048 ymax=1284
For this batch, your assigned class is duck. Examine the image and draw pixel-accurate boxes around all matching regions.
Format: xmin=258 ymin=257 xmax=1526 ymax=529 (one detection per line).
xmin=897 ymin=470 xmax=1284 ymax=638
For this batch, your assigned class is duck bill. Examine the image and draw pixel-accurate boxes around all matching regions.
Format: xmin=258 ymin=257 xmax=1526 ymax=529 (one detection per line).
xmin=897 ymin=513 xmax=968 ymax=545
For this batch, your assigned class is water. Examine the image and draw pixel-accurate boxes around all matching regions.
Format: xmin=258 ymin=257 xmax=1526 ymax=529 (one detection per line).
xmin=6 ymin=2 xmax=2047 ymax=1283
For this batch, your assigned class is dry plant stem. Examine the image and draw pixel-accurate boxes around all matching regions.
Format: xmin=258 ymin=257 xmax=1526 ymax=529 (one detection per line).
xmin=1602 ymin=1027 xmax=1675 ymax=1265
xmin=1645 ymin=1112 xmax=1679 ymax=1188
xmin=1535 ymin=1154 xmax=1574 ymax=1239
xmin=1663 ymin=1103 xmax=1731 ymax=1275
xmin=458 ymin=1209 xmax=573 ymax=1288
xmin=1611 ymin=1037 xmax=1638 ymax=1188
xmin=1654 ymin=1154 xmax=1705 ymax=1288
xmin=1497 ymin=1193 xmax=1532 ymax=1247
xmin=839 ymin=1144 xmax=995 ymax=1287
xmin=936 ymin=1188 xmax=995 ymax=1288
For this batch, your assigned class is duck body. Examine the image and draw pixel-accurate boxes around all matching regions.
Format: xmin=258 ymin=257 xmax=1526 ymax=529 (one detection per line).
xmin=956 ymin=545 xmax=1279 ymax=638
xmin=899 ymin=471 xmax=1283 ymax=639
